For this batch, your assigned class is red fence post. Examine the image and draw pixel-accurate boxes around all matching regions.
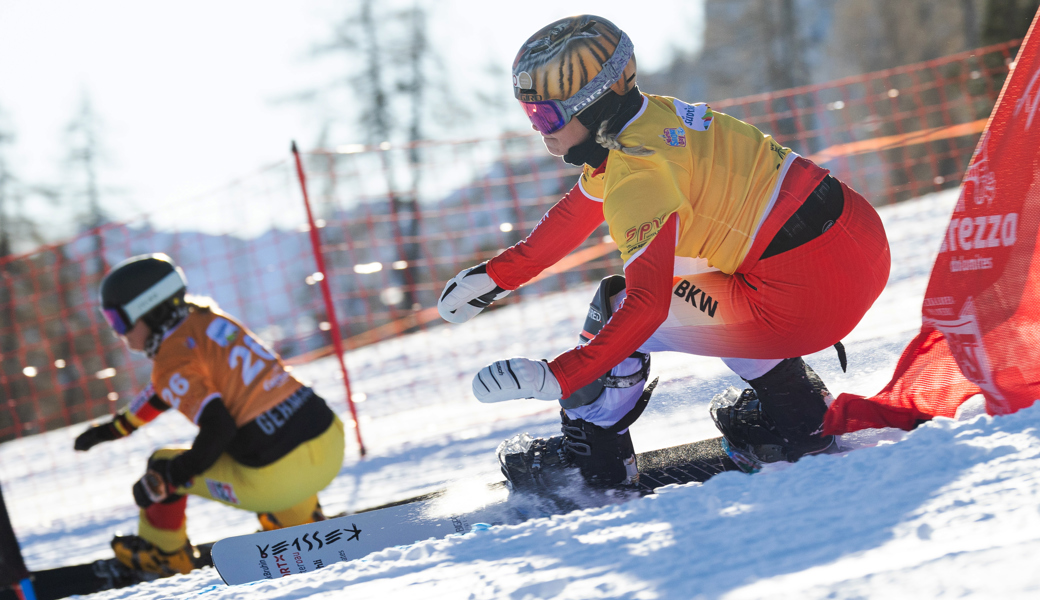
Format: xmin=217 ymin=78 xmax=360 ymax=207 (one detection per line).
xmin=291 ymin=141 xmax=366 ymax=457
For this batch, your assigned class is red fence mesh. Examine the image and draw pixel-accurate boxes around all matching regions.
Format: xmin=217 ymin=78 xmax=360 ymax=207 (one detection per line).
xmin=0 ymin=40 xmax=1020 ymax=444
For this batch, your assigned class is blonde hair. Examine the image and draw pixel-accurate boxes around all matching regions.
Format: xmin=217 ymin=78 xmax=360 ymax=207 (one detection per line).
xmin=595 ymin=120 xmax=654 ymax=157
xmin=186 ymin=294 xmax=219 ymax=311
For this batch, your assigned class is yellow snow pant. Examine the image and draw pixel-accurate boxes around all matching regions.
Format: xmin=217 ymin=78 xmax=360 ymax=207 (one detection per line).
xmin=140 ymin=415 xmax=345 ymax=551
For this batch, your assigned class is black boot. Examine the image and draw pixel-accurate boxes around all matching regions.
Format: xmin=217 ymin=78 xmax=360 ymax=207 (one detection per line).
xmin=498 ymin=412 xmax=639 ymax=492
xmin=711 ymin=357 xmax=835 ymax=467
xmin=560 ymin=411 xmax=639 ymax=488
xmin=499 ymin=372 xmax=656 ymax=492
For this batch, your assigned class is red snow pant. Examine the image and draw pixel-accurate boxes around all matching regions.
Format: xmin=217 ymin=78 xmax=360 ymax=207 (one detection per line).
xmin=651 ymin=181 xmax=891 ymax=359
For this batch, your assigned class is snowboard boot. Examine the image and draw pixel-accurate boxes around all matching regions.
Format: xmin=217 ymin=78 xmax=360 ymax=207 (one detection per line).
xmin=560 ymin=411 xmax=639 ymax=488
xmin=111 ymin=534 xmax=199 ymax=577
xmin=711 ymin=357 xmax=835 ymax=470
xmin=257 ymin=496 xmax=327 ymax=531
xmin=498 ymin=411 xmax=639 ymax=492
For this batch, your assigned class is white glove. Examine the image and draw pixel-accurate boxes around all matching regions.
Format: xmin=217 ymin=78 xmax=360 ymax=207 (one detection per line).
xmin=473 ymin=357 xmax=562 ymax=403
xmin=438 ymin=263 xmax=510 ymax=324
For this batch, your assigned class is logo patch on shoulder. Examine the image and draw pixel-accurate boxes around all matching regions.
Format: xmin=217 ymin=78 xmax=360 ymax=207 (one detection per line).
xmin=661 ymin=128 xmax=686 ymax=147
xmin=206 ymin=479 xmax=240 ymax=505
xmin=206 ymin=317 xmax=239 ymax=347
xmin=673 ymin=99 xmax=714 ymax=132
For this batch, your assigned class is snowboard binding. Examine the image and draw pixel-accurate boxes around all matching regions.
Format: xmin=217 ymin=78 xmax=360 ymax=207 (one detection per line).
xmin=711 ymin=357 xmax=838 ymax=470
xmin=91 ymin=556 xmax=158 ymax=591
xmin=497 ymin=418 xmax=641 ymax=495
xmin=497 ymin=432 xmax=578 ymax=493
xmin=710 ymin=384 xmax=836 ymax=471
xmin=710 ymin=387 xmax=785 ymax=471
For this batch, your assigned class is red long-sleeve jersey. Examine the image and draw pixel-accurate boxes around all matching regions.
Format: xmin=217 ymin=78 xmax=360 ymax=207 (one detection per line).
xmin=486 ymin=181 xmax=675 ymax=399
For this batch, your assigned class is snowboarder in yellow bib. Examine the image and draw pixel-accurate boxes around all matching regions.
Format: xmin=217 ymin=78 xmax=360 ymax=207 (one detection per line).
xmin=440 ymin=15 xmax=890 ymax=487
xmin=76 ymin=253 xmax=345 ymax=577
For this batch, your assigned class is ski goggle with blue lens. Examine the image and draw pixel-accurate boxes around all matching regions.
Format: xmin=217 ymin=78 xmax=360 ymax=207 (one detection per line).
xmin=517 ymin=33 xmax=634 ymax=135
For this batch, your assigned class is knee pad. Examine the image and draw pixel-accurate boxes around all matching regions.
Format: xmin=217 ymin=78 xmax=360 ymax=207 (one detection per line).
xmin=560 ymin=352 xmax=651 ymax=409
xmin=561 ymin=275 xmax=650 ymax=410
xmin=579 ymin=275 xmax=628 ymax=343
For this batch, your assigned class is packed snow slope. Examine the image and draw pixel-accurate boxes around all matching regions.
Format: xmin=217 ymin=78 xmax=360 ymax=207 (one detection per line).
xmin=5 ymin=188 xmax=1040 ymax=599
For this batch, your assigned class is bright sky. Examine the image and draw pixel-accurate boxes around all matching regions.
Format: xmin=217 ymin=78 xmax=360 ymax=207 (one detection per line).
xmin=0 ymin=0 xmax=704 ymax=233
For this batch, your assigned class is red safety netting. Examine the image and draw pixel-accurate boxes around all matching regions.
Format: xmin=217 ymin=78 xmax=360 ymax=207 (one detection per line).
xmin=714 ymin=41 xmax=1019 ymax=205
xmin=0 ymin=39 xmax=1022 ymax=446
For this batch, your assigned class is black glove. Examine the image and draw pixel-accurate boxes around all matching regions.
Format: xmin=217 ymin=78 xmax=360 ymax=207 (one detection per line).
xmin=132 ymin=458 xmax=176 ymax=509
xmin=74 ymin=422 xmax=119 ymax=452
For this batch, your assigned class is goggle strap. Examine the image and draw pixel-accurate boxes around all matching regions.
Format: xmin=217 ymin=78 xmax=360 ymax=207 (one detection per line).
xmin=122 ymin=270 xmax=186 ymax=324
xmin=560 ymin=32 xmax=634 ymax=117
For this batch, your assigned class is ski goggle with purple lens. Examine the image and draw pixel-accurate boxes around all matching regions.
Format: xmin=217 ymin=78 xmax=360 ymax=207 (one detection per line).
xmin=101 ymin=307 xmax=131 ymax=335
xmin=517 ymin=33 xmax=633 ymax=135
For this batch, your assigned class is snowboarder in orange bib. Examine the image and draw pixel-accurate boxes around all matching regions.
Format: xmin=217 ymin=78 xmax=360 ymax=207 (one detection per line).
xmin=77 ymin=254 xmax=345 ymax=577
xmin=438 ymin=15 xmax=890 ymax=486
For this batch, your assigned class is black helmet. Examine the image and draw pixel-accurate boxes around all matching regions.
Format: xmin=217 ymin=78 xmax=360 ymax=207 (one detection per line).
xmin=99 ymin=253 xmax=187 ymax=335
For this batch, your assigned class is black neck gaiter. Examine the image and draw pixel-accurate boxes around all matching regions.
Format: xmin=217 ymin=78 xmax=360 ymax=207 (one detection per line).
xmin=562 ymin=86 xmax=644 ymax=168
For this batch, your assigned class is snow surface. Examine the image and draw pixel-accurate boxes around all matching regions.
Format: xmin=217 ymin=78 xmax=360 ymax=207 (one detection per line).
xmin=5 ymin=187 xmax=1040 ymax=599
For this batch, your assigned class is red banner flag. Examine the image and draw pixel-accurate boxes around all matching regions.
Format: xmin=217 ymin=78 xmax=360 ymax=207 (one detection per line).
xmin=825 ymin=9 xmax=1040 ymax=435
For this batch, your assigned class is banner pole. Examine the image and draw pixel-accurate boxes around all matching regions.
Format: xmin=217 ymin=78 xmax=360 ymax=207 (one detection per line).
xmin=292 ymin=141 xmax=366 ymax=457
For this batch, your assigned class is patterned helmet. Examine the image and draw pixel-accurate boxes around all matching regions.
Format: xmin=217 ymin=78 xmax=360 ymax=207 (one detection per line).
xmin=512 ymin=15 xmax=637 ymax=134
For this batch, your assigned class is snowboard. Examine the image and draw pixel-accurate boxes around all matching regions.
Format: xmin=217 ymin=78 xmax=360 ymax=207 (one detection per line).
xmin=0 ymin=495 xmax=444 ymax=600
xmin=0 ymin=544 xmax=215 ymax=600
xmin=211 ymin=436 xmax=738 ymax=586
xmin=0 ymin=437 xmax=739 ymax=596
